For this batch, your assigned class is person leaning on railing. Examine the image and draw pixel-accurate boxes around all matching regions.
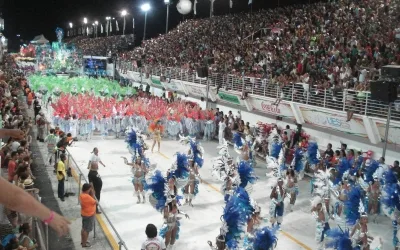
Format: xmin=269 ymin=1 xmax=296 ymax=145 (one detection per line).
xmin=0 ymin=129 xmax=70 ymax=236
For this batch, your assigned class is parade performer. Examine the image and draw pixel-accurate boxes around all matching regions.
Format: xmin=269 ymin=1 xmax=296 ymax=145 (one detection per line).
xmin=209 ymin=187 xmax=255 ymax=249
xmin=269 ymin=178 xmax=286 ymax=229
xmin=237 ymin=160 xmax=257 ymax=193
xmin=122 ymin=156 xmax=147 ymax=203
xmin=149 ymin=120 xmax=164 ymax=153
xmin=182 ymin=158 xmax=200 ymax=207
xmin=69 ymin=114 xmax=78 ymax=139
xmin=212 ymin=139 xmax=234 ymax=181
xmin=350 ymin=213 xmax=374 ymax=249
xmin=147 ymin=170 xmax=190 ymax=250
xmin=291 ymin=144 xmax=306 ymax=180
xmin=311 ymin=196 xmax=330 ymax=250
xmin=380 ymin=169 xmax=400 ymax=249
xmin=125 ymin=129 xmax=150 ymax=169
xmin=204 ymin=112 xmax=215 ymax=141
xmin=113 ymin=112 xmax=123 ymax=139
xmin=285 ymin=169 xmax=298 ymax=212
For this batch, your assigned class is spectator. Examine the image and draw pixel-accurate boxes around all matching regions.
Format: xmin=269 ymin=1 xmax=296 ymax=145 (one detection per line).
xmin=18 ymin=223 xmax=37 ymax=250
xmin=141 ymin=224 xmax=166 ymax=250
xmin=7 ymin=152 xmax=18 ymax=183
xmin=80 ymin=183 xmax=96 ymax=248
xmin=56 ymin=154 xmax=67 ymax=202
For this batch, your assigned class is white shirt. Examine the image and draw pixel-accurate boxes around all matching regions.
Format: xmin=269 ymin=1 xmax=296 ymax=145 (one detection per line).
xmin=141 ymin=237 xmax=166 ymax=250
xmin=89 ymin=153 xmax=101 ymax=163
xmin=219 ymin=122 xmax=226 ymax=134
xmin=11 ymin=141 xmax=20 ymax=152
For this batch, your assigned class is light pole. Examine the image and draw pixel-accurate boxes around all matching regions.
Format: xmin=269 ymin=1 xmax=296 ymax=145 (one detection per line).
xmin=121 ymin=10 xmax=127 ymax=35
xmin=141 ymin=3 xmax=151 ymax=41
xmin=106 ymin=17 xmax=111 ymax=36
xmin=83 ymin=18 xmax=88 ymax=36
xmin=164 ymin=0 xmax=170 ymax=34
xmin=95 ymin=21 xmax=99 ymax=37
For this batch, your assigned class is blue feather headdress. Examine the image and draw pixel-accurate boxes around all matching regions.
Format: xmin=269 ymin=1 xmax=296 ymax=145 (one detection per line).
xmin=221 ymin=187 xmax=254 ymax=248
xmin=1 ymin=234 xmax=15 ymax=247
xmin=270 ymin=143 xmax=282 ymax=160
xmin=238 ymin=160 xmax=257 ymax=189
xmin=325 ymin=228 xmax=353 ymax=250
xmin=190 ymin=140 xmax=204 ymax=168
xmin=125 ymin=129 xmax=143 ymax=158
xmin=333 ymin=158 xmax=351 ymax=185
xmin=252 ymin=226 xmax=278 ymax=250
xmin=307 ymin=142 xmax=320 ymax=166
xmin=344 ymin=185 xmax=362 ymax=225
xmin=233 ymin=133 xmax=245 ymax=153
xmin=291 ymin=148 xmax=305 ymax=173
xmin=147 ymin=170 xmax=167 ymax=212
xmin=169 ymin=153 xmax=190 ymax=180
xmin=364 ymin=160 xmax=379 ymax=184
xmin=381 ymin=170 xmax=400 ymax=219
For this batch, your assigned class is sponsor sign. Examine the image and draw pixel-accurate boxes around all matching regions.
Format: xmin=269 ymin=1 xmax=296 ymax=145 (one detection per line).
xmin=375 ymin=121 xmax=400 ymax=145
xmin=184 ymin=84 xmax=207 ymax=98
xmin=300 ymin=107 xmax=368 ymax=137
xmin=249 ymin=97 xmax=294 ymax=119
xmin=218 ymin=92 xmax=241 ymax=105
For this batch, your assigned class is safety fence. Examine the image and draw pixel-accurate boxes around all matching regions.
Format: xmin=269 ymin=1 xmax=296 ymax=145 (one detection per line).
xmin=24 ymin=190 xmax=48 ymax=250
xmin=65 ymin=149 xmax=130 ymax=250
xmin=116 ymin=64 xmax=400 ymax=121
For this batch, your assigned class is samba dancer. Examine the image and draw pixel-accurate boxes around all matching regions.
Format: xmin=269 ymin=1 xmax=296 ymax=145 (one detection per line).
xmin=183 ymin=159 xmax=200 ymax=206
xmin=285 ymin=169 xmax=298 ymax=212
xmin=149 ymin=120 xmax=163 ymax=153
xmin=269 ymin=178 xmax=286 ymax=230
xmin=122 ymin=156 xmax=147 ymax=203
xmin=147 ymin=154 xmax=190 ymax=250
xmin=311 ymin=196 xmax=330 ymax=250
xmin=350 ymin=213 xmax=374 ymax=250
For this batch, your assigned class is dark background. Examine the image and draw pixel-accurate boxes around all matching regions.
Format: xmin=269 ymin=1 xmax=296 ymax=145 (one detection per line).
xmin=3 ymin=0 xmax=310 ymax=52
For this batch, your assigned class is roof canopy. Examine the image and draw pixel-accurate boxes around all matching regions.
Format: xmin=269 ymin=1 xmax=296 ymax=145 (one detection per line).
xmin=31 ymin=34 xmax=49 ymax=44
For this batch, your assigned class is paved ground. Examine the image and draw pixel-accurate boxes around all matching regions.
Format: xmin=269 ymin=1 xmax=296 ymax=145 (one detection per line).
xmin=23 ymin=98 xmax=111 ymax=250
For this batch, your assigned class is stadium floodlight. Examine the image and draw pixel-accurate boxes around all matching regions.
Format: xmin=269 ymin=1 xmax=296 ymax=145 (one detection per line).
xmin=121 ymin=10 xmax=127 ymax=16
xmin=141 ymin=3 xmax=151 ymax=12
xmin=83 ymin=18 xmax=87 ymax=24
xmin=141 ymin=3 xmax=151 ymax=40
xmin=69 ymin=22 xmax=73 ymax=28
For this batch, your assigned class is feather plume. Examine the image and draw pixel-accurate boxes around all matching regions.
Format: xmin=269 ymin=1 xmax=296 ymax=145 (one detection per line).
xmin=325 ymin=228 xmax=352 ymax=250
xmin=270 ymin=143 xmax=282 ymax=159
xmin=292 ymin=148 xmax=305 ymax=173
xmin=381 ymin=170 xmax=400 ymax=219
xmin=170 ymin=153 xmax=190 ymax=180
xmin=238 ymin=160 xmax=257 ymax=189
xmin=364 ymin=160 xmax=379 ymax=183
xmin=252 ymin=226 xmax=278 ymax=250
xmin=146 ymin=170 xmax=167 ymax=212
xmin=190 ymin=140 xmax=204 ymax=168
xmin=233 ymin=133 xmax=244 ymax=150
xmin=307 ymin=142 xmax=320 ymax=165
xmin=344 ymin=186 xmax=362 ymax=225
xmin=333 ymin=159 xmax=351 ymax=185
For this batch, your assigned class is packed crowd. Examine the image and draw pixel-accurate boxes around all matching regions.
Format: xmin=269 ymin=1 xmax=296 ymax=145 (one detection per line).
xmin=66 ymin=35 xmax=134 ymax=56
xmin=0 ymin=56 xmax=70 ymax=250
xmin=117 ymin=0 xmax=399 ymax=93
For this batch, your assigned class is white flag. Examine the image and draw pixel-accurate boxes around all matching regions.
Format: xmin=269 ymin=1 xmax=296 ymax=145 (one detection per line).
xmin=101 ymin=24 xmax=103 ymax=33
xmin=116 ymin=20 xmax=119 ymax=31
xmin=248 ymin=0 xmax=252 ymax=4
xmin=133 ymin=18 xmax=135 ymax=29
xmin=230 ymin=0 xmax=233 ymax=8
xmin=194 ymin=0 xmax=197 ymax=15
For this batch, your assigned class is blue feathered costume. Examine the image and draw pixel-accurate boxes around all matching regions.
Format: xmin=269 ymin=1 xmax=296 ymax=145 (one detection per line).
xmin=238 ymin=160 xmax=257 ymax=193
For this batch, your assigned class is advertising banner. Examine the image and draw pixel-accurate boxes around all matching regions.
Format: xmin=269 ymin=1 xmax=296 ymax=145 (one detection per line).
xmin=375 ymin=121 xmax=400 ymax=145
xmin=184 ymin=83 xmax=208 ymax=98
xmin=249 ymin=97 xmax=294 ymax=119
xmin=300 ymin=107 xmax=368 ymax=137
xmin=163 ymin=80 xmax=186 ymax=93
xmin=218 ymin=91 xmax=242 ymax=105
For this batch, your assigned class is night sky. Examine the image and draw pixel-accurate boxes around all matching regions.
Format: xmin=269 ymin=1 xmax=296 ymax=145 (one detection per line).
xmin=3 ymin=0 xmax=309 ymax=51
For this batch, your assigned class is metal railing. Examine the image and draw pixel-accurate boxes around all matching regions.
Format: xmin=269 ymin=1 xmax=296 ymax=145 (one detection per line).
xmin=116 ymin=65 xmax=400 ymax=121
xmin=25 ymin=189 xmax=48 ymax=250
xmin=65 ymin=150 xmax=129 ymax=250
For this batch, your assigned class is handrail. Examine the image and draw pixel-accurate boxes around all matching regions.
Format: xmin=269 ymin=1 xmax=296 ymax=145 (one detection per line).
xmin=65 ymin=149 xmax=129 ymax=250
xmin=25 ymin=190 xmax=48 ymax=250
xmin=117 ymin=66 xmax=400 ymax=121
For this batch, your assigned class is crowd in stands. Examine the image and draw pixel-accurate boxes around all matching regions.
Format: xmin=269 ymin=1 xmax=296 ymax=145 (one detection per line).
xmin=0 ymin=57 xmax=41 ymax=249
xmin=66 ymin=35 xmax=135 ymax=56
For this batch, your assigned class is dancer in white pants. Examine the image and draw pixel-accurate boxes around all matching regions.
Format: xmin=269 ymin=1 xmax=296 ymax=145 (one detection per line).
xmin=218 ymin=118 xmax=226 ymax=145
